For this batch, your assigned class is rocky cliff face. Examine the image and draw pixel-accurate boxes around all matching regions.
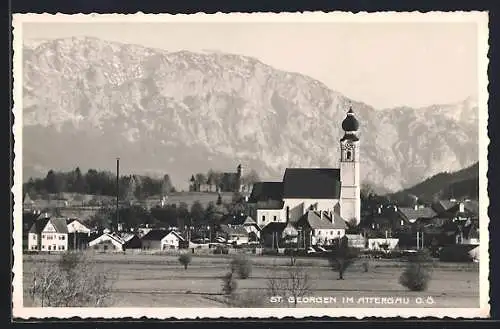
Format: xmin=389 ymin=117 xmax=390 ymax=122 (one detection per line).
xmin=21 ymin=37 xmax=479 ymax=191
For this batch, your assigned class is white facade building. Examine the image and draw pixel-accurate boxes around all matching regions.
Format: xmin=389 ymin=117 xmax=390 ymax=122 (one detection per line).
xmin=248 ymin=107 xmax=361 ymax=227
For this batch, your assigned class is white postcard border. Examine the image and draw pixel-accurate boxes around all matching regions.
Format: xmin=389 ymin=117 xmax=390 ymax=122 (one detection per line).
xmin=11 ymin=11 xmax=490 ymax=319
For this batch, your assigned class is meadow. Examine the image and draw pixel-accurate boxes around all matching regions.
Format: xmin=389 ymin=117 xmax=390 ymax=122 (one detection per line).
xmin=22 ymin=252 xmax=479 ymax=308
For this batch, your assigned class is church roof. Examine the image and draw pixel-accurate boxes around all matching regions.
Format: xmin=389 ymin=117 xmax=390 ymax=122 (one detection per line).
xmin=283 ymin=168 xmax=341 ymax=199
xmin=248 ymin=182 xmax=283 ymax=203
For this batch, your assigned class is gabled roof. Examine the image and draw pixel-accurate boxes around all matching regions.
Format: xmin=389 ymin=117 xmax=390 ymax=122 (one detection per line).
xmin=29 ymin=217 xmax=50 ymax=234
xmin=261 ymin=222 xmax=287 ymax=234
xmin=446 ymin=201 xmax=479 ymax=217
xmin=296 ymin=211 xmax=341 ymax=230
xmin=30 ymin=217 xmax=68 ymax=234
xmin=219 ymin=224 xmax=248 ymax=236
xmin=23 ymin=193 xmax=34 ymax=204
xmin=118 ymin=233 xmax=138 ymax=243
xmin=141 ymin=229 xmax=170 ymax=241
xmin=50 ymin=218 xmax=70 ymax=233
xmin=432 ymin=200 xmax=457 ymax=214
xmin=248 ymin=182 xmax=283 ymax=203
xmin=331 ymin=212 xmax=348 ymax=229
xmin=398 ymin=207 xmax=437 ymax=221
xmin=283 ymin=168 xmax=341 ymax=199
xmin=243 ymin=216 xmax=258 ymax=226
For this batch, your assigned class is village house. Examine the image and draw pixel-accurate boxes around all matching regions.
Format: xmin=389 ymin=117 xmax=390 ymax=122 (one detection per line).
xmin=28 ymin=215 xmax=69 ymax=252
xmin=394 ymin=205 xmax=437 ymax=226
xmin=260 ymin=222 xmax=287 ymax=248
xmin=217 ymin=224 xmax=249 ymax=245
xmin=295 ymin=210 xmax=347 ymax=248
xmin=141 ymin=229 xmax=185 ymax=250
xmin=89 ymin=233 xmax=126 ymax=252
xmin=66 ymin=218 xmax=92 ymax=250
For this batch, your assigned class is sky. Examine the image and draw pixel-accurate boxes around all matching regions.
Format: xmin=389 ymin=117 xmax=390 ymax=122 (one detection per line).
xmin=23 ymin=21 xmax=479 ymax=109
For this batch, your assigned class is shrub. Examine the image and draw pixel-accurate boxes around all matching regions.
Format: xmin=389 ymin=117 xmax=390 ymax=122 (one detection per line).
xmin=59 ymin=251 xmax=83 ymax=274
xmin=228 ymin=290 xmax=264 ymax=307
xmin=230 ymin=254 xmax=252 ymax=279
xmin=222 ymin=271 xmax=238 ymax=296
xmin=178 ymin=253 xmax=192 ymax=270
xmin=439 ymin=245 xmax=475 ymax=262
xmin=399 ymin=251 xmax=432 ymax=291
xmin=328 ymin=237 xmax=359 ymax=279
xmin=362 ymin=261 xmax=369 ymax=273
xmin=213 ymin=246 xmax=229 ymax=255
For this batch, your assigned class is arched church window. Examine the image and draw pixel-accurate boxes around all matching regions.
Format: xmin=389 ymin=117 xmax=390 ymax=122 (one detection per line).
xmin=346 ymin=151 xmax=352 ymax=160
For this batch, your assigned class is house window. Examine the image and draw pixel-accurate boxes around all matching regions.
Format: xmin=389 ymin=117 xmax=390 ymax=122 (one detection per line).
xmin=94 ymin=245 xmax=99 ymax=250
xmin=41 ymin=235 xmax=45 ymax=239
xmin=400 ymin=219 xmax=404 ymax=226
xmin=48 ymin=245 xmax=51 ymax=251
xmin=42 ymin=245 xmax=45 ymax=249
xmin=337 ymin=231 xmax=341 ymax=235
xmin=61 ymin=246 xmax=65 ymax=250
xmin=346 ymin=151 xmax=352 ymax=160
xmin=273 ymin=216 xmax=277 ymax=221
xmin=33 ymin=235 xmax=36 ymax=240
xmin=61 ymin=235 xmax=65 ymax=240
xmin=262 ymin=215 xmax=266 ymax=222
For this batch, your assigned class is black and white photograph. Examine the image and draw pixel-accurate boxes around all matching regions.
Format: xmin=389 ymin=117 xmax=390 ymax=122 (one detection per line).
xmin=12 ymin=12 xmax=489 ymax=318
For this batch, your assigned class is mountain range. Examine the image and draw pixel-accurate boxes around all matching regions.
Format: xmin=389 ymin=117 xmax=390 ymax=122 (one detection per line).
xmin=21 ymin=36 xmax=479 ymax=192
xmin=389 ymin=162 xmax=479 ymax=203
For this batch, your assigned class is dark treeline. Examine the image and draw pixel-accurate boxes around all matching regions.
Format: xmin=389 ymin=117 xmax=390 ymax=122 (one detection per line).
xmin=88 ymin=192 xmax=247 ymax=232
xmin=23 ymin=168 xmax=175 ymax=199
xmin=190 ymin=169 xmax=261 ymax=187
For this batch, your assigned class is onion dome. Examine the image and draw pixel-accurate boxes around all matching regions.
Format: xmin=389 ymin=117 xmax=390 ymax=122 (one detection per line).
xmin=341 ymin=107 xmax=359 ymax=132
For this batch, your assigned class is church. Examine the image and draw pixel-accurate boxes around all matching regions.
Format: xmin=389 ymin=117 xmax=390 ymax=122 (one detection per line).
xmin=247 ymin=107 xmax=361 ymax=229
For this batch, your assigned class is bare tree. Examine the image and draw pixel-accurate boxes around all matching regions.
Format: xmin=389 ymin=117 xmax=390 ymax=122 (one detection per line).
xmin=267 ymin=261 xmax=313 ymax=308
xmin=28 ymin=252 xmax=118 ymax=307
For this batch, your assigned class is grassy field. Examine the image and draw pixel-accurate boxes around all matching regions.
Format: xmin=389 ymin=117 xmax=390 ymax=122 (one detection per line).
xmin=23 ymin=253 xmax=479 ymax=308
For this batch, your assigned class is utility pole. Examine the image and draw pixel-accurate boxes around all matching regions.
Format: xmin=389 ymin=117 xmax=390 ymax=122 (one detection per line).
xmin=116 ymin=157 xmax=120 ymax=233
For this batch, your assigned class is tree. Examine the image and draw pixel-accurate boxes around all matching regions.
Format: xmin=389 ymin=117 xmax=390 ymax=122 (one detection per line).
xmin=178 ymin=253 xmax=192 ymax=270
xmin=328 ymin=236 xmax=359 ymax=280
xmin=222 ymin=271 xmax=238 ymax=296
xmin=230 ymin=254 xmax=252 ymax=279
xmin=177 ymin=202 xmax=190 ymax=228
xmin=211 ymin=171 xmax=224 ymax=191
xmin=161 ymin=174 xmax=173 ymax=196
xmin=267 ymin=261 xmax=313 ymax=308
xmin=195 ymin=173 xmax=206 ymax=188
xmin=242 ymin=169 xmax=260 ymax=186
xmin=216 ymin=193 xmax=223 ymax=205
xmin=88 ymin=206 xmax=114 ymax=231
xmin=73 ymin=167 xmax=87 ymax=194
xmin=190 ymin=201 xmax=205 ymax=227
xmin=125 ymin=176 xmax=137 ymax=203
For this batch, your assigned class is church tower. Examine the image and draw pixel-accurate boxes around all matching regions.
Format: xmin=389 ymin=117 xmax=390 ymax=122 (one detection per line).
xmin=339 ymin=107 xmax=361 ymax=225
